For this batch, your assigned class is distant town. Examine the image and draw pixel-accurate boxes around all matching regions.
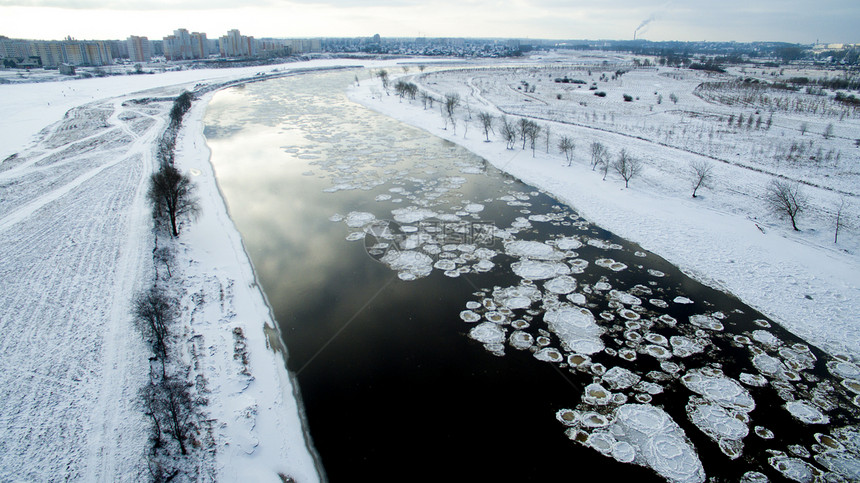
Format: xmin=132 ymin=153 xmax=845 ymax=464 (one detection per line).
xmin=1 ymin=27 xmax=859 ymax=75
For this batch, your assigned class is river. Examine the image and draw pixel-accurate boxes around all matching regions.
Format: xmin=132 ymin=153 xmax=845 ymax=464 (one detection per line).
xmin=203 ymin=69 xmax=860 ymax=482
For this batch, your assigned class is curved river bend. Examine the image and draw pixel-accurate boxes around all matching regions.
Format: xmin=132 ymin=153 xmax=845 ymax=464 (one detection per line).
xmin=204 ymin=70 xmax=860 ymax=482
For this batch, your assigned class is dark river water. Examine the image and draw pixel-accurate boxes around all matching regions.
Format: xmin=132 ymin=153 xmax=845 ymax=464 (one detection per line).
xmin=203 ymin=69 xmax=860 ymax=482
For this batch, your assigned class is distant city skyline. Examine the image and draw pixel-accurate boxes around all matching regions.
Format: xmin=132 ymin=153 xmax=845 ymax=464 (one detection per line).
xmin=1 ymin=1 xmax=858 ymax=44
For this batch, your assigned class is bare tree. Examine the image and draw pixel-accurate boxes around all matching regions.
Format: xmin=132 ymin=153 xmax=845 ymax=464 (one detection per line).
xmin=799 ymin=122 xmax=808 ymax=135
xmin=148 ymin=165 xmax=200 ymax=237
xmin=612 ymin=149 xmax=642 ymax=188
xmin=160 ymin=378 xmax=194 ymax=456
xmin=600 ymin=156 xmax=611 ymax=181
xmin=689 ymin=160 xmax=714 ymax=198
xmin=376 ymin=69 xmax=390 ymax=93
xmin=133 ymin=287 xmax=175 ymax=376
xmin=443 ymin=92 xmax=460 ymax=131
xmin=526 ymin=122 xmax=541 ymax=157
xmin=765 ymin=179 xmax=807 ymax=231
xmin=544 ymin=123 xmax=552 ymax=153
xmin=477 ymin=112 xmax=494 ymax=142
xmin=500 ymin=116 xmax=517 ymax=150
xmin=823 ymin=123 xmax=834 ymax=140
xmin=590 ymin=141 xmax=607 ymax=171
xmin=517 ymin=117 xmax=531 ymax=150
xmin=558 ymin=136 xmax=576 ymax=166
xmin=835 ymin=197 xmax=847 ymax=243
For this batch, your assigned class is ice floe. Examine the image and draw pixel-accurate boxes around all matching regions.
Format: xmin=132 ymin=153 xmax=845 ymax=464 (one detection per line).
xmin=681 ymin=369 xmax=754 ymax=412
xmin=511 ymin=260 xmax=571 ymax=280
xmin=544 ymin=305 xmax=604 ymax=355
xmin=784 ymin=400 xmax=830 ymax=425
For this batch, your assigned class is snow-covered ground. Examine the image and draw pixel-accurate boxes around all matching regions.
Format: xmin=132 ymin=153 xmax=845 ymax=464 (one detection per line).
xmin=348 ymin=54 xmax=860 ymax=361
xmin=0 ymin=58 xmax=391 ymax=481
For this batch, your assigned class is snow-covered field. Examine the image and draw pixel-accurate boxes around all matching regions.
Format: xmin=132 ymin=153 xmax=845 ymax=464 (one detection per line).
xmin=349 ymin=52 xmax=860 ymax=361
xmin=0 ymin=58 xmax=387 ymax=481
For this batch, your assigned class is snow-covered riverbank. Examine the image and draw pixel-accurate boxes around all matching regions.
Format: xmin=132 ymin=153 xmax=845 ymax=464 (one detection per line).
xmin=348 ymin=71 xmax=860 ymax=361
xmin=0 ymin=58 xmax=392 ymax=481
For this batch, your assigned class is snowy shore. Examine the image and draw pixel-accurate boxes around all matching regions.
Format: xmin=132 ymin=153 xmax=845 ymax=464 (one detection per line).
xmin=348 ymin=73 xmax=860 ymax=361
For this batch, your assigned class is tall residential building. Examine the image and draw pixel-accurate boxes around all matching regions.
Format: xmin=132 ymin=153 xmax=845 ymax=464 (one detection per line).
xmin=219 ymin=29 xmax=257 ymax=58
xmin=164 ymin=29 xmax=208 ymax=61
xmin=127 ymin=35 xmax=152 ymax=63
xmin=28 ymin=39 xmax=112 ymax=67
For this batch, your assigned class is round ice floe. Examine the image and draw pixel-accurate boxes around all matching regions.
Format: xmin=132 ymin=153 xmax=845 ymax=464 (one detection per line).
xmin=464 ymin=203 xmax=484 ymax=213
xmin=595 ymin=258 xmax=627 ymax=271
xmin=381 ymin=250 xmax=433 ymax=280
xmin=813 ymin=432 xmax=845 ymax=451
xmin=509 ymin=331 xmax=534 ymax=350
xmin=581 ymin=411 xmax=610 ymax=428
xmin=567 ymin=353 xmax=590 ymax=367
xmin=645 ymin=333 xmax=669 ymax=347
xmin=544 ymin=306 xmax=604 ymax=355
xmin=619 ymin=309 xmax=641 ymax=321
xmin=610 ymin=404 xmax=705 ymax=483
xmin=545 ymin=275 xmax=578 ymax=295
xmin=739 ymin=373 xmax=768 ymax=387
xmin=505 ymin=240 xmax=563 ymax=260
xmin=752 ymin=329 xmax=781 ymax=348
xmin=611 ymin=441 xmax=636 ymax=463
xmin=769 ymin=456 xmax=817 ymax=482
xmin=681 ymin=369 xmax=754 ymax=412
xmin=828 ymin=360 xmax=860 ymax=380
xmin=345 ymin=211 xmax=376 ymax=227
xmin=329 ymin=213 xmax=344 ymax=222
xmin=619 ymin=349 xmax=637 ymax=361
xmin=670 ymin=336 xmax=705 ymax=358
xmin=434 ymin=259 xmax=456 ymax=271
xmin=779 ymin=347 xmax=816 ymax=371
xmin=345 ymin=231 xmax=366 ymax=241
xmin=587 ymin=431 xmax=616 ymax=455
xmin=493 ymin=284 xmax=541 ymax=309
xmin=648 ymin=269 xmax=665 ymax=278
xmin=673 ymin=296 xmax=694 ymax=305
xmin=689 ymin=314 xmax=724 ymax=331
xmin=642 ymin=345 xmax=673 ymax=360
xmin=602 ymin=366 xmax=641 ymax=390
xmin=658 ymin=314 xmax=677 ymax=326
xmin=688 ymin=399 xmax=749 ymax=444
xmin=649 ymin=299 xmax=669 ymax=309
xmin=485 ymin=311 xmax=507 ymax=324
xmin=814 ymin=452 xmax=860 ymax=481
xmin=555 ymin=408 xmax=580 ymax=427
xmin=607 ymin=290 xmax=640 ymax=306
xmin=511 ymin=260 xmax=571 ymax=280
xmin=584 ymin=382 xmax=613 ymax=406
xmin=785 ymin=400 xmax=830 ymax=424
xmin=754 ymin=426 xmax=774 ymax=439
xmin=469 ymin=322 xmax=506 ymax=345
xmin=752 ymin=353 xmax=789 ymax=379
xmin=460 ymin=310 xmax=481 ymax=323
xmin=556 ymin=237 xmax=583 ymax=250
xmin=535 ymin=347 xmax=564 ymax=363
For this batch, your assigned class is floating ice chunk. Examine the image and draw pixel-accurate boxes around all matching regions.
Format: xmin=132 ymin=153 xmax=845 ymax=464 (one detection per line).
xmin=674 ymin=296 xmax=694 ymax=305
xmin=609 ymin=404 xmax=705 ymax=483
xmin=828 ymin=360 xmax=860 ymax=380
xmin=769 ymin=455 xmax=818 ymax=482
xmin=739 ymin=471 xmax=768 ymax=483
xmin=544 ymin=306 xmax=604 ymax=355
xmin=567 ymin=353 xmax=591 ymax=368
xmin=659 ymin=314 xmax=678 ymax=327
xmin=752 ymin=353 xmax=790 ymax=379
xmin=739 ymin=373 xmax=768 ymax=387
xmin=528 ymin=214 xmax=551 ymax=222
xmin=512 ymin=260 xmax=571 ymax=280
xmin=815 ymin=452 xmax=860 ymax=481
xmin=610 ymin=290 xmax=642 ymax=306
xmin=493 ymin=284 xmax=542 ymax=309
xmin=648 ymin=269 xmax=665 ymax=278
xmin=568 ymin=259 xmax=589 ymax=274
xmin=650 ymin=299 xmax=669 ymax=309
xmin=785 ymin=400 xmax=830 ymax=425
xmin=329 ymin=213 xmax=344 ymax=222
xmin=380 ymin=250 xmax=433 ymax=280
xmin=460 ymin=310 xmax=481 ymax=323
xmin=391 ymin=206 xmax=437 ymax=223
xmin=602 ymin=366 xmax=641 ymax=390
xmin=595 ymin=258 xmax=628 ymax=271
xmin=754 ymin=426 xmax=774 ymax=439
xmin=545 ymin=275 xmax=577 ymax=294
xmin=555 ymin=408 xmax=580 ymax=426
xmin=687 ymin=399 xmax=749 ymax=454
xmin=587 ymin=431 xmax=616 ymax=455
xmin=588 ymin=238 xmax=622 ymax=250
xmin=555 ymin=237 xmax=583 ymax=250
xmin=681 ymin=369 xmax=754 ymax=412
xmin=689 ymin=314 xmax=724 ymax=331
xmin=474 ymin=259 xmax=495 ymax=272
xmin=752 ymin=329 xmax=781 ymax=348
xmin=567 ymin=293 xmax=587 ymax=305
xmin=778 ymin=347 xmax=816 ymax=371
xmin=345 ymin=231 xmax=366 ymax=241
xmin=509 ymin=331 xmax=534 ymax=350
xmin=505 ymin=240 xmax=564 ymax=260
xmin=619 ymin=309 xmax=641 ymax=321
xmin=469 ymin=322 xmax=506 ymax=355
xmin=636 ymin=381 xmax=665 ymax=395
xmin=535 ymin=347 xmax=564 ymax=363
xmin=645 ymin=333 xmax=669 ymax=347
xmin=345 ymin=211 xmax=376 ymax=227
xmin=612 ymin=441 xmax=637 ymax=463
xmin=434 ymin=259 xmax=456 ymax=271
xmin=375 ymin=194 xmax=392 ymax=202
xmin=642 ymin=344 xmax=673 ymax=360
xmin=485 ymin=311 xmax=507 ymax=324
xmin=581 ymin=412 xmax=610 ymax=428
xmin=583 ymin=382 xmax=613 ymax=406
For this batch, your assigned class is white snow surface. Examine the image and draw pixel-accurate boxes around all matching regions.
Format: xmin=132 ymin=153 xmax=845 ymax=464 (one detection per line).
xmin=0 ymin=59 xmax=385 ymax=481
xmin=348 ymin=60 xmax=860 ymax=361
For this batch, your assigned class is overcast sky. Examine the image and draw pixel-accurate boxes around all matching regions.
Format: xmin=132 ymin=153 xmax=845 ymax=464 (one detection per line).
xmin=1 ymin=0 xmax=857 ymax=44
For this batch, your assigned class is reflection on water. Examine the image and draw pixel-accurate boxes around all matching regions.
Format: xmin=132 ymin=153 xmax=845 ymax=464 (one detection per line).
xmin=205 ymin=70 xmax=860 ymax=482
